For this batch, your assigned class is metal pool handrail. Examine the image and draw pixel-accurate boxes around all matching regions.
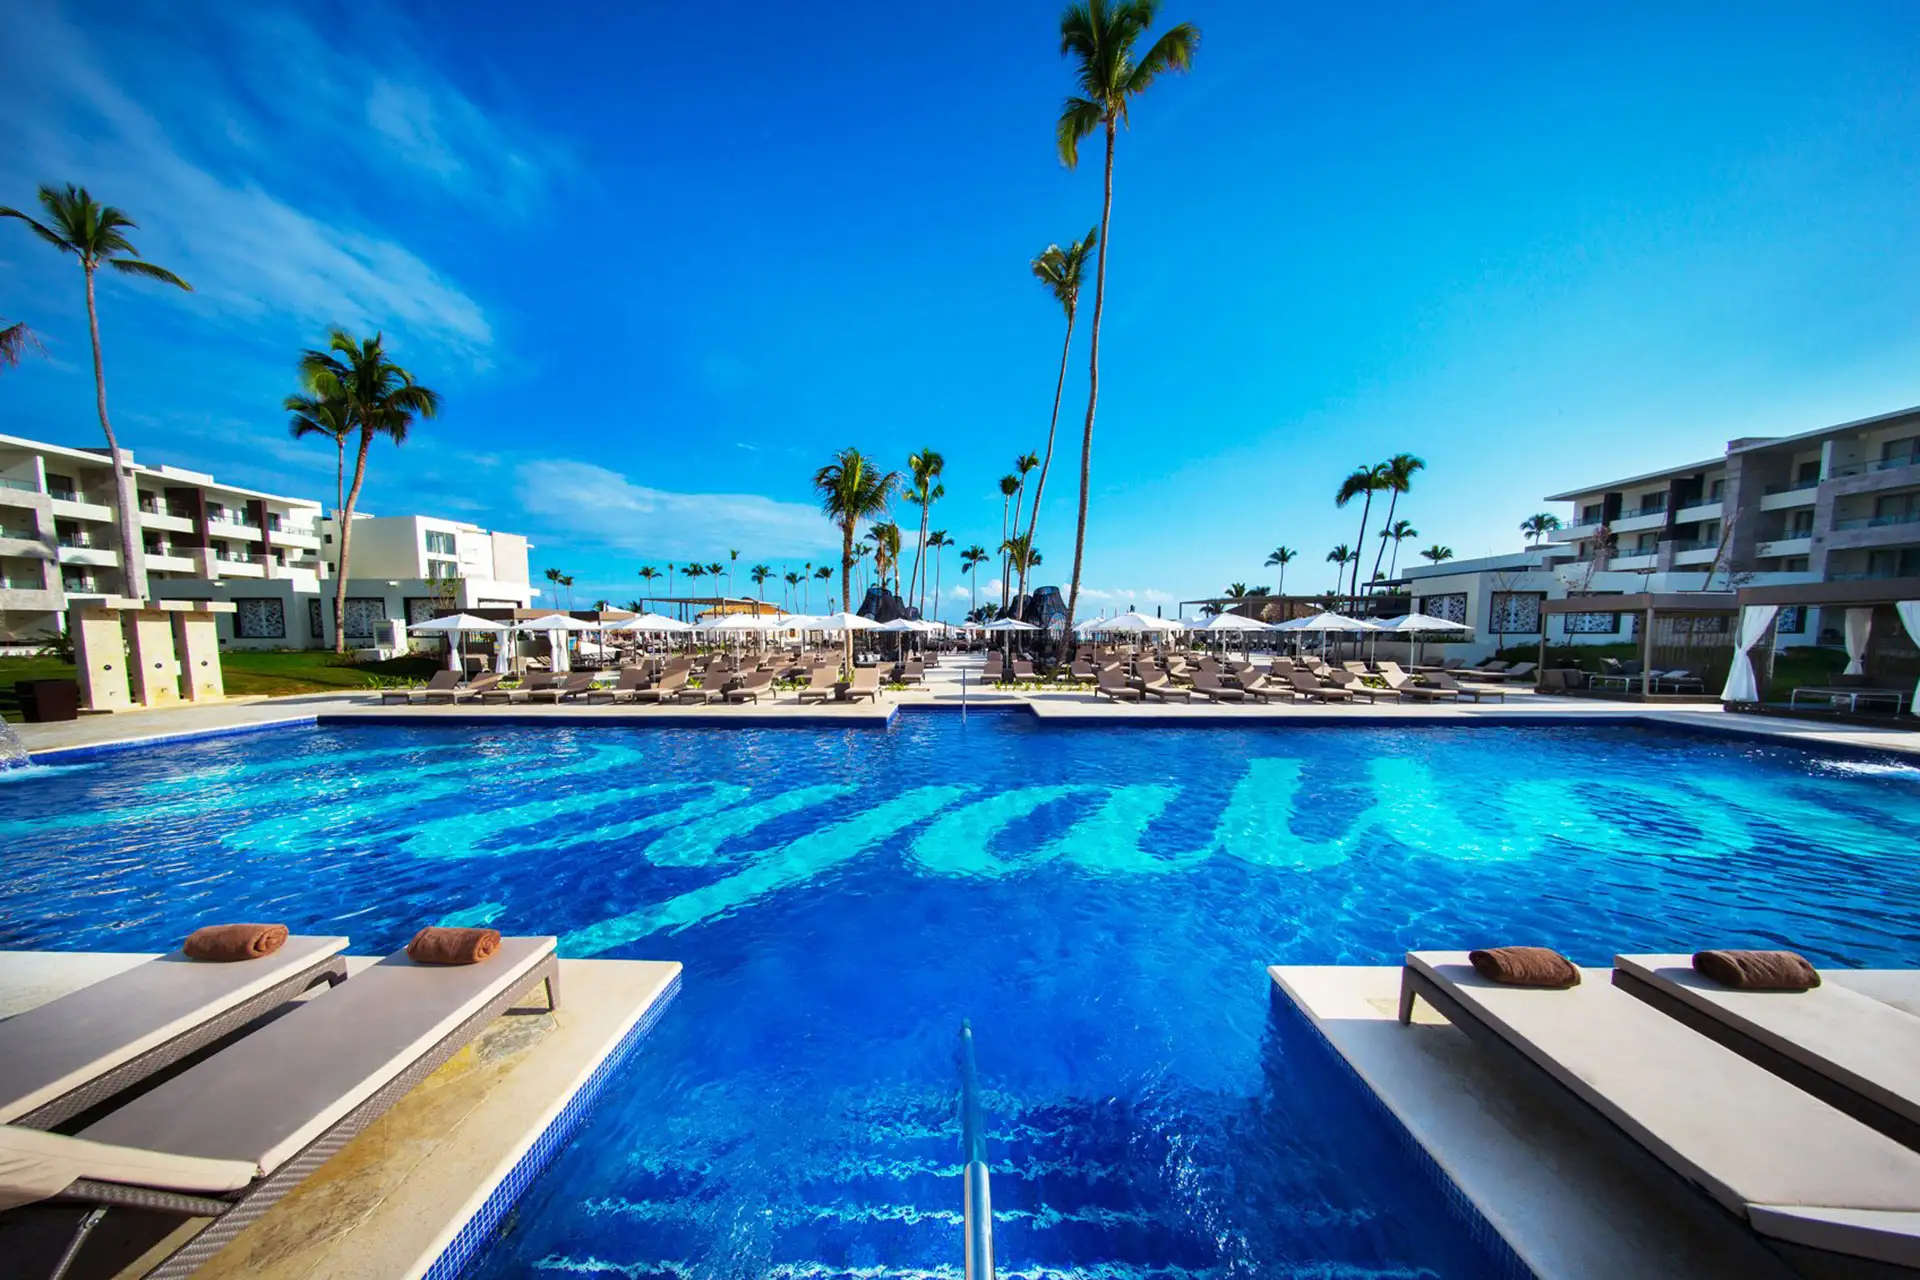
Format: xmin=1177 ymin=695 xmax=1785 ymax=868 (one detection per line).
xmin=959 ymin=1019 xmax=994 ymax=1280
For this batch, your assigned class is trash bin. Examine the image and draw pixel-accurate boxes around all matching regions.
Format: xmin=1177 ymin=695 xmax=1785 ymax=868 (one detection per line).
xmin=15 ymin=679 xmax=80 ymax=723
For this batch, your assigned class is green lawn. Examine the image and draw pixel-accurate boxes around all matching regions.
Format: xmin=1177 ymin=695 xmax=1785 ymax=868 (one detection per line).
xmin=0 ymin=650 xmax=444 ymax=719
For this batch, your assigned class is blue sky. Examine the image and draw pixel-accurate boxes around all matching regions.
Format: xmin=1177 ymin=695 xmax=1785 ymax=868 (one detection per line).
xmin=4 ymin=2 xmax=1919 ymax=617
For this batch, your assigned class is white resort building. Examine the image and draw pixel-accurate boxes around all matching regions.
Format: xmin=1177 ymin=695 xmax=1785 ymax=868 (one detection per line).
xmin=0 ymin=431 xmax=533 ymax=651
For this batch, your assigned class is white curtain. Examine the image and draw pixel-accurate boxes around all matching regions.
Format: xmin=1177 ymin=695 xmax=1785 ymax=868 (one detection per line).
xmin=445 ymin=638 xmax=461 ymax=672
xmin=494 ymin=632 xmax=514 ymax=675
xmin=1896 ymin=602 xmax=1920 ymax=713
xmin=1720 ymin=604 xmax=1779 ymax=703
xmin=549 ymin=628 xmax=571 ymax=673
xmin=1843 ymin=607 xmax=1873 ymax=676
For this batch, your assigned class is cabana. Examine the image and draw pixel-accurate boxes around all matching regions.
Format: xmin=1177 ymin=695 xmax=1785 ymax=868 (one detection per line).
xmin=1728 ymin=578 xmax=1920 ymax=718
xmin=1537 ymin=594 xmax=1738 ymax=699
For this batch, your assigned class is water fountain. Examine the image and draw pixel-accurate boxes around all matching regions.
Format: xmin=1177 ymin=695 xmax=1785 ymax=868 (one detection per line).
xmin=0 ymin=719 xmax=31 ymax=771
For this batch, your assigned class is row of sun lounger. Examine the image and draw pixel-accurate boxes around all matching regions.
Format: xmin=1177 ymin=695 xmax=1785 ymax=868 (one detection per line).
xmin=0 ymin=930 xmax=561 ymax=1278
xmin=380 ymin=661 xmax=883 ymax=707
xmin=1399 ymin=949 xmax=1920 ymax=1274
xmin=1088 ymin=656 xmax=1507 ymax=706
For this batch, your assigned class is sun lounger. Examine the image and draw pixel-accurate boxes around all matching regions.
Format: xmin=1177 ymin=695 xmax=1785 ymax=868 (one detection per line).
xmin=726 ymin=670 xmax=775 ymax=703
xmin=1139 ymin=667 xmax=1192 ymax=701
xmin=629 ymin=668 xmax=690 ymax=703
xmin=0 ymin=937 xmax=349 ymax=1131
xmin=1424 ymin=672 xmax=1503 ymax=703
xmin=1192 ymin=672 xmax=1245 ymax=703
xmin=1380 ymin=669 xmax=1457 ymax=702
xmin=843 ymin=666 xmax=881 ymax=702
xmin=430 ymin=672 xmax=502 ymax=704
xmin=1236 ymin=674 xmax=1290 ymax=703
xmin=1470 ymin=661 xmax=1538 ymax=685
xmin=1401 ymin=951 xmax=1920 ymax=1275
xmin=1615 ymin=955 xmax=1920 ymax=1153
xmin=586 ymin=666 xmax=651 ymax=705
xmin=1286 ymin=670 xmax=1352 ymax=703
xmin=795 ymin=666 xmax=839 ymax=704
xmin=1094 ymin=669 xmax=1142 ymax=702
xmin=1458 ymin=659 xmax=1511 ymax=677
xmin=524 ymin=671 xmax=597 ymax=704
xmin=1012 ymin=658 xmax=1036 ymax=680
xmin=1650 ymin=669 xmax=1707 ymax=694
xmin=7 ymin=937 xmax=559 ymax=1279
xmin=676 ymin=672 xmax=735 ymax=704
xmin=478 ymin=670 xmax=556 ymax=704
xmin=382 ymin=670 xmax=458 ymax=705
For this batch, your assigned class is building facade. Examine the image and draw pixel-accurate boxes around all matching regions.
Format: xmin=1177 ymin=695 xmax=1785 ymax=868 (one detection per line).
xmin=0 ymin=432 xmax=533 ymax=650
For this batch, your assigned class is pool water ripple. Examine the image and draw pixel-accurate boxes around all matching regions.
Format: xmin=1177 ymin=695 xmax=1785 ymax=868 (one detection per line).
xmin=6 ymin=717 xmax=1920 ymax=1276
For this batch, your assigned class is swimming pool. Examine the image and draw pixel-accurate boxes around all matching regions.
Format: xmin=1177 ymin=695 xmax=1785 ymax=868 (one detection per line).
xmin=7 ymin=715 xmax=1920 ymax=1277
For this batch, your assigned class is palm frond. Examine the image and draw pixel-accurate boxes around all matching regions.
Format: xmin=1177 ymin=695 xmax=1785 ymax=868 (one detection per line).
xmin=0 ymin=206 xmax=77 ymax=255
xmin=107 ymin=258 xmax=193 ymax=290
xmin=1124 ymin=22 xmax=1200 ymax=96
xmin=1056 ymin=96 xmax=1106 ymax=168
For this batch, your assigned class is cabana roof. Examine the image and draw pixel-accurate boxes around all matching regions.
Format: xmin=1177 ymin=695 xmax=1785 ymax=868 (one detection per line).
xmin=1736 ymin=577 xmax=1920 ymax=608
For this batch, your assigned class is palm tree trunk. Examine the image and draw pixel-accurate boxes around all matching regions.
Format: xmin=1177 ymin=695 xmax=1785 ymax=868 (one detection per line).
xmin=999 ymin=498 xmax=1010 ymax=612
xmin=332 ymin=427 xmax=374 ymax=653
xmin=841 ymin=526 xmax=854 ymax=611
xmin=1369 ymin=489 xmax=1400 ymax=585
xmin=1351 ymin=492 xmax=1374 ymax=608
xmin=1062 ymin=117 xmax=1117 ymax=657
xmin=1023 ymin=312 xmax=1071 ymax=595
xmin=334 ymin=440 xmax=345 ymax=522
xmin=933 ymin=551 xmax=943 ymax=624
xmin=83 ymin=265 xmax=145 ymax=601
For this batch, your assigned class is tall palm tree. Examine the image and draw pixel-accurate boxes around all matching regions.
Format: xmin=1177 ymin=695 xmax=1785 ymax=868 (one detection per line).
xmin=783 ymin=570 xmax=802 ymax=608
xmin=1419 ymin=545 xmax=1455 ymax=564
xmin=664 ymin=563 xmax=675 ymax=601
xmin=1264 ymin=545 xmax=1296 ymax=596
xmin=924 ymin=531 xmax=947 ymax=622
xmin=1379 ymin=519 xmax=1419 ymax=576
xmin=960 ymin=544 xmax=989 ymax=614
xmin=1366 ymin=452 xmax=1426 ymax=585
xmin=296 ymin=329 xmax=440 ymax=651
xmin=560 ymin=574 xmax=576 ymax=610
xmin=1003 ymin=533 xmax=1041 ymax=604
xmin=1520 ymin=512 xmax=1563 ymax=544
xmin=638 ymin=565 xmax=661 ymax=604
xmin=0 ymin=319 xmax=45 ymax=371
xmin=750 ymin=563 xmax=772 ymax=601
xmin=868 ymin=522 xmax=903 ymax=597
xmin=1054 ymin=0 xmax=1200 ymax=649
xmin=905 ymin=447 xmax=945 ymax=615
xmin=543 ymin=567 xmax=565 ymax=607
xmin=684 ymin=564 xmax=707 ymax=599
xmin=1224 ymin=582 xmax=1250 ymax=599
xmin=2 ymin=184 xmax=193 ymax=600
xmin=285 ymin=373 xmax=351 ymax=522
xmin=997 ymin=474 xmax=1021 ymax=609
xmin=1024 ymin=229 xmax=1097 ymax=567
xmin=813 ymin=447 xmax=902 ymax=611
xmin=727 ymin=549 xmax=740 ymax=597
xmin=813 ymin=564 xmax=833 ymax=612
xmin=1326 ymin=544 xmax=1357 ymax=593
xmin=1335 ymin=462 xmax=1391 ymax=605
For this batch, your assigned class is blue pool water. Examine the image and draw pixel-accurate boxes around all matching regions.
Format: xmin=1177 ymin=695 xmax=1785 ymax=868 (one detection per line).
xmin=7 ymin=715 xmax=1920 ymax=1278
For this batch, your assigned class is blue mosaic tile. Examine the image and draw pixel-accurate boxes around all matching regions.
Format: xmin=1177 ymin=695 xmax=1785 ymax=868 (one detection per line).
xmin=30 ymin=715 xmax=321 ymax=765
xmin=425 ymin=970 xmax=683 ymax=1280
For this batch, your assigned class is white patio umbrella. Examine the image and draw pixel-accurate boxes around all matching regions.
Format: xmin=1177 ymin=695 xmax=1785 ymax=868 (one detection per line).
xmin=407 ymin=613 xmax=508 ymax=672
xmin=1371 ymin=611 xmax=1473 ymax=668
xmin=815 ymin=612 xmax=881 ymax=632
xmin=520 ymin=613 xmax=593 ymax=673
xmin=1274 ymin=610 xmax=1377 ymax=663
xmin=1192 ymin=609 xmax=1275 ymax=661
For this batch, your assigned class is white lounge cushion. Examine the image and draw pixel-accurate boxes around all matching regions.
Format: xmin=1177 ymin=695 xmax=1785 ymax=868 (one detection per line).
xmin=1617 ymin=954 xmax=1920 ymax=1129
xmin=1407 ymin=952 xmax=1920 ymax=1223
xmin=0 ymin=1124 xmax=257 ymax=1211
xmin=81 ymin=937 xmax=555 ymax=1175
xmin=0 ymin=935 xmax=349 ymax=1124
xmin=1750 ymin=1205 xmax=1920 ymax=1269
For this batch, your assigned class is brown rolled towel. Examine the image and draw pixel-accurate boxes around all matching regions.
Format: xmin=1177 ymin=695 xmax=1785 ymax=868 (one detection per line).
xmin=183 ymin=923 xmax=288 ymax=962
xmin=1468 ymin=946 xmax=1581 ymax=989
xmin=407 ymin=926 xmax=501 ymax=966
xmin=1693 ymin=950 xmax=1821 ymax=991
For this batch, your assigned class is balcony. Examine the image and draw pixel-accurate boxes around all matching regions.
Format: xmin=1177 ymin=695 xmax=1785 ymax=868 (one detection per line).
xmin=139 ymin=509 xmax=195 ymax=534
xmin=1832 ymin=511 xmax=1920 ymax=532
xmin=1673 ymin=501 xmax=1723 ymax=523
xmin=1671 ymin=544 xmax=1719 ymax=567
xmin=49 ymin=493 xmax=115 ymax=524
xmin=1609 ymin=511 xmax=1668 ymax=535
xmin=1830 ymin=456 xmax=1919 ymax=479
xmin=1608 ymin=552 xmax=1659 ymax=571
xmin=208 ymin=517 xmax=264 ymax=541
xmin=1760 ymin=485 xmax=1820 ymax=512
xmin=1546 ymin=520 xmax=1598 ymax=543
xmin=144 ymin=553 xmax=197 ymax=574
xmin=1755 ymin=536 xmax=1812 ymax=559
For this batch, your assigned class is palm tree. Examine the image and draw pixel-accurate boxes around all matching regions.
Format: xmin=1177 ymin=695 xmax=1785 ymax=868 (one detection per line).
xmin=1379 ymin=519 xmax=1420 ymax=576
xmin=543 ymin=567 xmax=565 ymax=607
xmin=296 ymin=329 xmax=441 ymax=651
xmin=0 ymin=319 xmax=45 ymax=371
xmin=285 ymin=373 xmax=351 ymax=522
xmin=664 ymin=563 xmax=675 ymax=601
xmin=813 ymin=447 xmax=902 ymax=611
xmin=867 ymin=522 xmax=903 ymax=597
xmin=1264 ymin=545 xmax=1296 ymax=595
xmin=783 ymin=570 xmax=802 ymax=608
xmin=1055 ymin=0 xmax=1200 ymax=649
xmin=750 ymin=564 xmax=772 ymax=601
xmin=2 ymin=184 xmax=193 ymax=600
xmin=960 ymin=544 xmax=989 ymax=613
xmin=1003 ymin=533 xmax=1042 ymax=604
xmin=638 ymin=565 xmax=661 ymax=604
xmin=684 ymin=564 xmax=707 ymax=598
xmin=1327 ymin=544 xmax=1357 ymax=594
xmin=624 ymin=599 xmax=644 ymax=613
xmin=997 ymin=473 xmax=1021 ymax=608
xmin=926 ymin=532 xmax=950 ymax=623
xmin=812 ymin=565 xmax=833 ymax=614
xmin=561 ymin=575 xmax=576 ymax=609
xmin=1335 ymin=462 xmax=1391 ymax=605
xmin=1224 ymin=582 xmax=1250 ymax=598
xmin=905 ymin=447 xmax=945 ymax=615
xmin=1024 ymin=229 xmax=1097 ymax=569
xmin=1520 ymin=512 xmax=1563 ymax=545
xmin=1366 ymin=453 xmax=1426 ymax=585
xmin=1419 ymin=545 xmax=1455 ymax=564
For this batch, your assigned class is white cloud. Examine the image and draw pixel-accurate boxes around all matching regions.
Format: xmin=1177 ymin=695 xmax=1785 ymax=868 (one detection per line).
xmin=1076 ymin=587 xmax=1175 ymax=604
xmin=513 ymin=460 xmax=840 ymax=560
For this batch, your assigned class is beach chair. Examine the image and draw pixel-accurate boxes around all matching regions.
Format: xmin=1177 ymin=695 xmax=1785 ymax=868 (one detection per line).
xmin=726 ymin=669 xmax=776 ymax=703
xmin=898 ymin=659 xmax=925 ymax=685
xmin=843 ymin=666 xmax=881 ymax=702
xmin=1473 ymin=661 xmax=1538 ymax=685
xmin=1094 ymin=667 xmax=1143 ymax=702
xmin=586 ymin=666 xmax=652 ymax=705
xmin=382 ymin=670 xmax=458 ymax=705
xmin=1286 ymin=669 xmax=1352 ymax=704
xmin=478 ymin=670 xmax=556 ymax=704
xmin=1425 ymin=671 xmax=1504 ymax=703
xmin=1139 ymin=665 xmax=1192 ymax=701
xmin=1400 ymin=951 xmax=1920 ymax=1277
xmin=431 ymin=673 xmax=502 ymax=705
xmin=1651 ymin=669 xmax=1707 ymax=694
xmin=0 ymin=938 xmax=349 ymax=1131
xmin=524 ymin=671 xmax=597 ymax=704
xmin=1011 ymin=658 xmax=1036 ymax=681
xmin=1192 ymin=671 xmax=1245 ymax=703
xmin=1615 ymin=955 xmax=1920 ymax=1152
xmin=795 ymin=665 xmax=840 ymax=704
xmin=1379 ymin=669 xmax=1458 ymax=703
xmin=3 ymin=938 xmax=561 ymax=1280
xmin=1236 ymin=673 xmax=1290 ymax=704
xmin=982 ymin=653 xmax=1005 ymax=682
xmin=1457 ymin=659 xmax=1511 ymax=677
xmin=629 ymin=668 xmax=690 ymax=703
xmin=676 ymin=671 xmax=736 ymax=704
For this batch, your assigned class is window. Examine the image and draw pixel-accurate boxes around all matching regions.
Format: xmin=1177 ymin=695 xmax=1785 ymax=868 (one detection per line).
xmin=1420 ymin=593 xmax=1468 ymax=625
xmin=1489 ymin=592 xmax=1544 ymax=635
xmin=1796 ymin=460 xmax=1822 ymax=484
xmin=405 ymin=597 xmax=441 ymax=627
xmin=1563 ymin=609 xmax=1621 ymax=635
xmin=1783 ymin=557 xmax=1810 ymax=572
xmin=267 ymin=513 xmax=283 ymax=532
xmin=342 ymin=597 xmax=387 ymax=639
xmin=308 ymin=598 xmax=326 ymax=640
xmin=1874 ymin=492 xmax=1920 ymax=522
xmin=1634 ymin=533 xmax=1658 ymax=553
xmin=1581 ymin=503 xmax=1605 ymax=524
xmin=1867 ymin=548 xmax=1920 ymax=579
xmin=138 ymin=492 xmax=159 ymax=514
xmin=1708 ymin=478 xmax=1726 ymax=501
xmin=1881 ymin=437 xmax=1920 ymax=466
xmin=426 ymin=558 xmax=459 ymax=579
xmin=1635 ymin=492 xmax=1668 ymax=515
xmin=424 ymin=530 xmax=457 ymax=556
xmin=143 ymin=535 xmax=163 ymax=555
xmin=234 ymin=597 xmax=286 ymax=639
xmin=206 ymin=502 xmax=225 ymax=522
xmin=1777 ymin=606 xmax=1807 ymax=635
xmin=1787 ymin=511 xmax=1814 ymax=536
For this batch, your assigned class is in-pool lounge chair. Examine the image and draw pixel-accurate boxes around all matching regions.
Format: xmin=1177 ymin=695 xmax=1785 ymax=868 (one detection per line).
xmin=1400 ymin=951 xmax=1920 ymax=1276
xmin=381 ymin=670 xmax=457 ymax=705
xmin=1614 ymin=954 xmax=1920 ymax=1153
xmin=5 ymin=937 xmax=560 ymax=1280
xmin=0 ymin=937 xmax=349 ymax=1131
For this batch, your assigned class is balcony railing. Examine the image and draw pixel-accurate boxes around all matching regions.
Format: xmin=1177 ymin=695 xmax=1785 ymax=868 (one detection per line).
xmin=1669 ymin=538 xmax=1721 ymax=552
xmin=0 ymin=576 xmax=45 ymax=591
xmin=1624 ymin=504 xmax=1668 ymax=517
xmin=47 ymin=487 xmax=78 ymax=502
xmin=57 ymin=533 xmax=104 ymax=549
xmin=1763 ymin=478 xmax=1821 ymax=495
xmin=1829 ymin=569 xmax=1920 ymax=581
xmin=0 ymin=476 xmax=41 ymax=494
xmin=62 ymin=577 xmax=98 ymax=592
xmin=1833 ymin=511 xmax=1920 ymax=531
xmin=1830 ymin=457 xmax=1920 ymax=479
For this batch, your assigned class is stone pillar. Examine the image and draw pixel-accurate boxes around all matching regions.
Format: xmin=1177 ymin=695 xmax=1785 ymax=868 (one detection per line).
xmin=172 ymin=611 xmax=224 ymax=701
xmin=125 ymin=608 xmax=182 ymax=706
xmin=69 ymin=604 xmax=132 ymax=712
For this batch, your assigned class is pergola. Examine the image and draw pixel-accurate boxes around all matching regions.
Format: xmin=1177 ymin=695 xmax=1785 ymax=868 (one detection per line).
xmin=1538 ymin=593 xmax=1739 ymax=698
xmin=1732 ymin=577 xmax=1920 ymax=713
xmin=640 ymin=595 xmax=782 ymax=623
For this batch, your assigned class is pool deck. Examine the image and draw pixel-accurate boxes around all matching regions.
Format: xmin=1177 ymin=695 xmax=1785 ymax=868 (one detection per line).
xmin=1269 ymin=965 xmax=1781 ymax=1280
xmin=15 ymin=661 xmax=1920 ymax=758
xmin=0 ymin=950 xmax=680 ymax=1280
